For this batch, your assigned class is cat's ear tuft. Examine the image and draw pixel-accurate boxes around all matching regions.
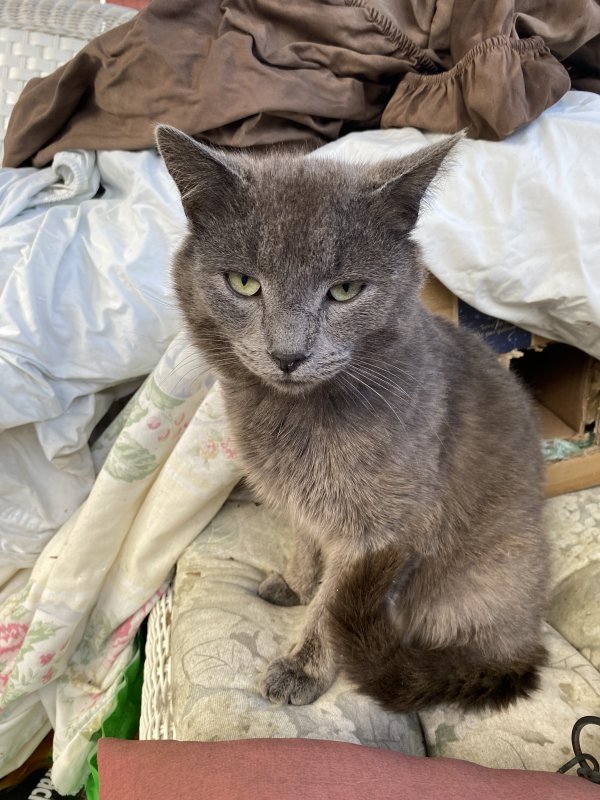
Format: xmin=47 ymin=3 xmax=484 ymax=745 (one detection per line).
xmin=155 ymin=125 xmax=244 ymax=220
xmin=369 ymin=133 xmax=463 ymax=230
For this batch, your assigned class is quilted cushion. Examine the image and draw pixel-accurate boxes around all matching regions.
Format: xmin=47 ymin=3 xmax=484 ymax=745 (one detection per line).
xmin=170 ymin=495 xmax=424 ymax=754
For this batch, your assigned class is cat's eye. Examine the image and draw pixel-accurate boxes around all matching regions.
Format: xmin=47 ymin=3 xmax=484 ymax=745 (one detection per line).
xmin=328 ymin=281 xmax=365 ymax=302
xmin=226 ymin=272 xmax=261 ymax=297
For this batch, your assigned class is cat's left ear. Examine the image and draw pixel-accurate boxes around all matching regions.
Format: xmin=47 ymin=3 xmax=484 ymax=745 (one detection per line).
xmin=367 ymin=133 xmax=463 ymax=230
xmin=155 ymin=125 xmax=245 ymax=220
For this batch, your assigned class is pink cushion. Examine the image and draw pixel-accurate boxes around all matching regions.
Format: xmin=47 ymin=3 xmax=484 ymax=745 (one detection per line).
xmin=98 ymin=737 xmax=597 ymax=799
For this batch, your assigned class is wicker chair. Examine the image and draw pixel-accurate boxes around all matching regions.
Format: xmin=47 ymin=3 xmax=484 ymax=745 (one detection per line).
xmin=0 ymin=0 xmax=136 ymax=160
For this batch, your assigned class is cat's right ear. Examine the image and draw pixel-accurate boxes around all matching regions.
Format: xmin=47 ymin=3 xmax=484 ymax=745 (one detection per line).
xmin=155 ymin=125 xmax=244 ymax=220
xmin=365 ymin=133 xmax=463 ymax=232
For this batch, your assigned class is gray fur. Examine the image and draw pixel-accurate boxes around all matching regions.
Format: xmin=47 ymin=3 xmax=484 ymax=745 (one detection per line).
xmin=157 ymin=125 xmax=549 ymax=711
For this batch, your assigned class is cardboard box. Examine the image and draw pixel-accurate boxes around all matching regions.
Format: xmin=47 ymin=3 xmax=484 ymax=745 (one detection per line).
xmin=421 ymin=275 xmax=600 ymax=497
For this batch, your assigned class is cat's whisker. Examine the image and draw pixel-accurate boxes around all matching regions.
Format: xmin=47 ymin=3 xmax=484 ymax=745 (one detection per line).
xmin=351 ymin=357 xmax=410 ymax=384
xmin=185 ymin=342 xmax=234 ymax=355
xmin=165 ymin=361 xmax=205 ymax=385
xmin=170 ymin=365 xmax=217 ymax=395
xmin=350 ymin=362 xmax=412 ymax=402
xmin=168 ymin=354 xmax=242 ymax=393
xmin=171 ymin=353 xmax=251 ymax=386
xmin=141 ymin=292 xmax=182 ymax=312
xmin=351 ymin=377 xmax=414 ymax=417
xmin=352 ymin=366 xmax=447 ymax=450
xmin=352 ymin=374 xmax=409 ymax=405
xmin=175 ymin=335 xmax=231 ymax=353
xmin=357 ymin=366 xmax=448 ymax=450
xmin=169 ymin=348 xmax=232 ymax=374
xmin=354 ymin=357 xmax=423 ymax=389
xmin=205 ymin=352 xmax=247 ymax=362
xmin=345 ymin=369 xmax=406 ymax=429
xmin=355 ymin=351 xmax=421 ymax=376
xmin=172 ymin=352 xmax=206 ymax=370
xmin=176 ymin=341 xmax=238 ymax=359
xmin=337 ymin=374 xmax=376 ymax=417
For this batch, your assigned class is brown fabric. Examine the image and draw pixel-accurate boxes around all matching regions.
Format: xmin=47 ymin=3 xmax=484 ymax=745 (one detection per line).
xmin=4 ymin=0 xmax=600 ymax=167
xmin=97 ymin=737 xmax=599 ymax=800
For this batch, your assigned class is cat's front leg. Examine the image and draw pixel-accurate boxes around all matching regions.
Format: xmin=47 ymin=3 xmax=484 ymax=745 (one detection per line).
xmin=258 ymin=533 xmax=321 ymax=607
xmin=260 ymin=554 xmax=342 ymax=705
xmin=261 ymin=624 xmax=334 ymax=706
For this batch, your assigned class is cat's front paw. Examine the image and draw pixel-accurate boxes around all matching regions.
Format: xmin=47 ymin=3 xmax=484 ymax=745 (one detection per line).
xmin=258 ymin=572 xmax=300 ymax=607
xmin=261 ymin=655 xmax=328 ymax=705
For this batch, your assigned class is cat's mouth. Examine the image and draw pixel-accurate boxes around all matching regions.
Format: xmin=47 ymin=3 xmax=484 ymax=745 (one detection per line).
xmin=235 ymin=347 xmax=347 ymax=393
xmin=269 ymin=374 xmax=317 ymax=395
xmin=267 ymin=365 xmax=347 ymax=394
xmin=263 ymin=358 xmax=350 ymax=394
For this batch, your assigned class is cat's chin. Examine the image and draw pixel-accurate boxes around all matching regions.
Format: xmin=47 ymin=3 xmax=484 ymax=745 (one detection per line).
xmin=267 ymin=377 xmax=318 ymax=396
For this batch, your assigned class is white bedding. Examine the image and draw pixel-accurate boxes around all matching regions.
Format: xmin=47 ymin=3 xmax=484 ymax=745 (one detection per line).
xmin=319 ymin=91 xmax=600 ymax=361
xmin=0 ymin=149 xmax=184 ymax=570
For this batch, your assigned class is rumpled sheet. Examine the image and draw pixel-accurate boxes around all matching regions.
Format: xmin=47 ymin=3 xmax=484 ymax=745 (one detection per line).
xmin=0 ymin=149 xmax=183 ymax=575
xmin=0 ymin=333 xmax=242 ymax=794
xmin=320 ymin=91 xmax=600 ymax=361
xmin=4 ymin=0 xmax=600 ymax=167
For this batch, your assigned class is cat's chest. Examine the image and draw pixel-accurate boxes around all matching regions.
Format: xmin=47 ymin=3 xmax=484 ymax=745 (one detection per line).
xmin=224 ymin=390 xmax=380 ymax=533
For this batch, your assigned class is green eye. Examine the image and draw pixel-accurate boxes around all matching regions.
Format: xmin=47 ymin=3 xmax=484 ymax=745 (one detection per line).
xmin=226 ymin=272 xmax=261 ymax=297
xmin=328 ymin=281 xmax=364 ymax=302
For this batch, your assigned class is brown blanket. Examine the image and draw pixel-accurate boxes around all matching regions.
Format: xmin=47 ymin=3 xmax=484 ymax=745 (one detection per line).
xmin=4 ymin=0 xmax=600 ymax=167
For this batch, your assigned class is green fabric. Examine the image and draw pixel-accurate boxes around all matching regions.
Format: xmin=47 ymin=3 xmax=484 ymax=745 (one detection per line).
xmin=542 ymin=432 xmax=594 ymax=461
xmin=84 ymin=636 xmax=144 ymax=800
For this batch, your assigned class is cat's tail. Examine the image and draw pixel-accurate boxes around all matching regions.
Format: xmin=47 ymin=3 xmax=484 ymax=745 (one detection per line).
xmin=327 ymin=549 xmax=547 ymax=713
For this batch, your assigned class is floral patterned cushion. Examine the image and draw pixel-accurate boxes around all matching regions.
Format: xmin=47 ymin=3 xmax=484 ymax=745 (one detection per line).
xmin=170 ymin=497 xmax=425 ymax=754
xmin=420 ymin=622 xmax=600 ymax=770
xmin=546 ymin=486 xmax=600 ymax=670
xmin=420 ymin=486 xmax=600 ymax=771
xmin=170 ymin=486 xmax=600 ymax=772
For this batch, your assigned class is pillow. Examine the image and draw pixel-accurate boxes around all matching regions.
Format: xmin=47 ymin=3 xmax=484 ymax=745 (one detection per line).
xmin=418 ymin=485 xmax=600 ymax=770
xmin=169 ymin=497 xmax=424 ymax=753
xmin=97 ymin=737 xmax=598 ymax=800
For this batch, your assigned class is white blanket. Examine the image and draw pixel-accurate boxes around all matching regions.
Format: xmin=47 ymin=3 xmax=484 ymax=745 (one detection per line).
xmin=318 ymin=91 xmax=600 ymax=361
xmin=0 ymin=149 xmax=184 ymax=571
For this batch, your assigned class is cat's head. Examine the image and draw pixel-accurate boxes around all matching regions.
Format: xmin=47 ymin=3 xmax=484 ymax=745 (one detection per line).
xmin=157 ymin=126 xmax=459 ymax=394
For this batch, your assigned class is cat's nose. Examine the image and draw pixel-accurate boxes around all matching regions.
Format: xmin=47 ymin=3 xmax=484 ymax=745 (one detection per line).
xmin=269 ymin=351 xmax=308 ymax=373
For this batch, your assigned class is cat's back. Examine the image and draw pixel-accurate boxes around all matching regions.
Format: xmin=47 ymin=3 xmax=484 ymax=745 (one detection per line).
xmin=424 ymin=309 xmax=545 ymax=523
xmin=427 ymin=312 xmax=540 ymax=441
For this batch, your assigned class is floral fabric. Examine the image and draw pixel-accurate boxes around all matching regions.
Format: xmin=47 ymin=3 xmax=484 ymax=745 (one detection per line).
xmin=0 ymin=332 xmax=242 ymax=794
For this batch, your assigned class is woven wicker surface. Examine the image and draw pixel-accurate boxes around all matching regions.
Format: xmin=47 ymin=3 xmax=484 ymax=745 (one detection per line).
xmin=0 ymin=0 xmax=135 ymax=41
xmin=0 ymin=0 xmax=136 ymax=160
xmin=140 ymin=584 xmax=176 ymax=740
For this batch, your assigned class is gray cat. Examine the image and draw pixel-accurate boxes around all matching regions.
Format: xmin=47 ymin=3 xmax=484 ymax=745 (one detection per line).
xmin=157 ymin=125 xmax=549 ymax=712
